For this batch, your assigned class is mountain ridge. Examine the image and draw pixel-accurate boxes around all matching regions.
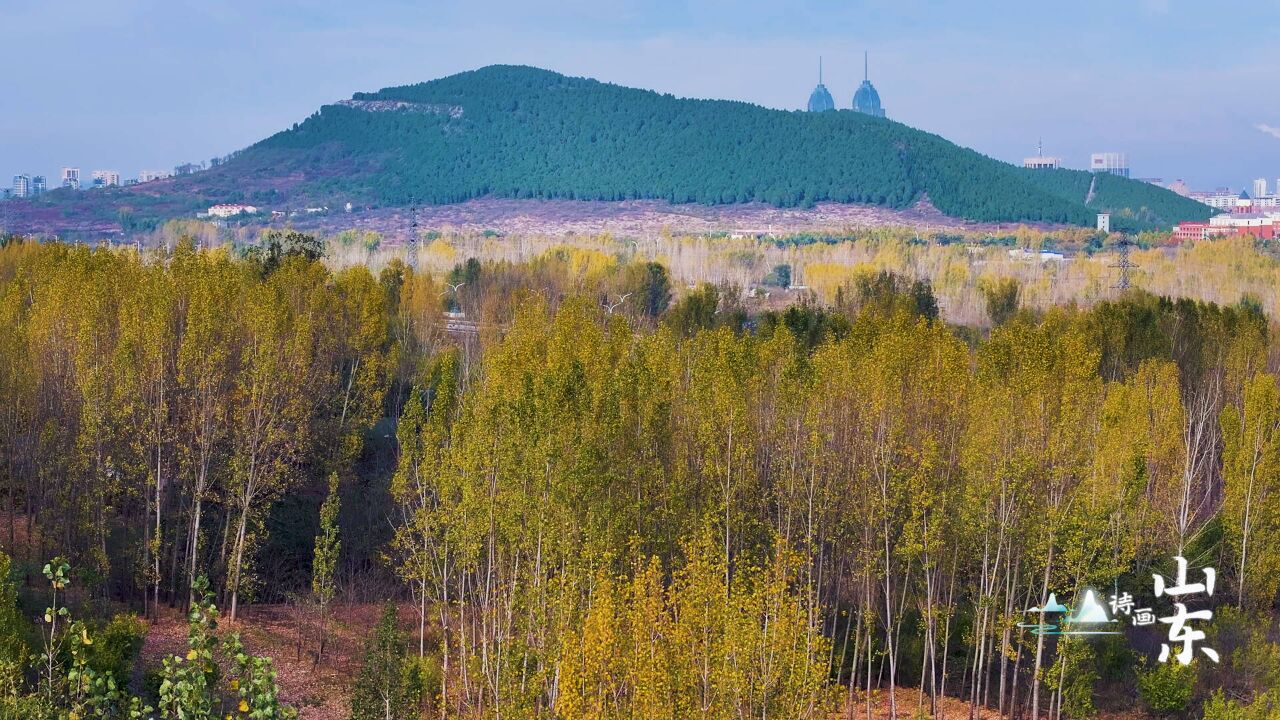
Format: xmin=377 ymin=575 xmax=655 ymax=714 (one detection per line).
xmin=7 ymin=65 xmax=1212 ymax=234
xmin=244 ymin=64 xmax=1213 ymax=230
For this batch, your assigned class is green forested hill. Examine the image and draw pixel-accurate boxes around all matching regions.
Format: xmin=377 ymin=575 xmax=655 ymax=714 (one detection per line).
xmin=241 ymin=65 xmax=1209 ymax=230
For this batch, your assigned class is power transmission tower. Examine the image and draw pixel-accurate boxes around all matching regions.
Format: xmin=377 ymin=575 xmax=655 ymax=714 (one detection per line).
xmin=1111 ymin=236 xmax=1138 ymax=291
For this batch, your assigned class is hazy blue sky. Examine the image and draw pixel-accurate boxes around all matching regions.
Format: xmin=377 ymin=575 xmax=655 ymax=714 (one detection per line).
xmin=4 ymin=0 xmax=1279 ymax=191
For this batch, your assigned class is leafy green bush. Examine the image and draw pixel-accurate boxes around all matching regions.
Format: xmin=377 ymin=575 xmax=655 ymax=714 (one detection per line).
xmin=141 ymin=666 xmax=165 ymax=702
xmin=1092 ymin=633 xmax=1137 ymax=683
xmin=0 ymin=553 xmax=30 ymax=697
xmin=350 ymin=604 xmax=419 ymax=720
xmin=403 ymin=653 xmax=442 ymax=712
xmin=762 ymin=264 xmax=791 ymax=288
xmin=1136 ymin=661 xmax=1196 ymax=714
xmin=980 ymin=277 xmax=1020 ymax=327
xmin=156 ymin=576 xmax=295 ymax=719
xmin=84 ymin=614 xmax=148 ymax=682
xmin=1202 ymin=690 xmax=1246 ymax=720
xmin=1048 ymin=636 xmax=1097 ymax=719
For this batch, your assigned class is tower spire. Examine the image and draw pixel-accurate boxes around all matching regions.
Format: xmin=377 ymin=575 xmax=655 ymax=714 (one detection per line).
xmin=864 ymin=51 xmax=869 ymax=82
xmin=819 ymin=55 xmax=823 ymax=85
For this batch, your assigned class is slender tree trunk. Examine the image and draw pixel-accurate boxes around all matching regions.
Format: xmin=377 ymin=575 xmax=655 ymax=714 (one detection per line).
xmin=229 ymin=494 xmax=252 ymax=621
xmin=187 ymin=478 xmax=204 ymax=607
xmin=1031 ymin=541 xmax=1055 ymax=720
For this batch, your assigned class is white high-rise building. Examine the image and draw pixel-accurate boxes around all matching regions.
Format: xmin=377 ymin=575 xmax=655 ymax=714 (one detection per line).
xmin=12 ymin=175 xmax=32 ymax=198
xmin=1090 ymin=152 xmax=1129 ymax=178
xmin=1253 ymin=178 xmax=1268 ymax=198
xmin=91 ymin=170 xmax=121 ymax=188
xmin=61 ymin=167 xmax=81 ymax=189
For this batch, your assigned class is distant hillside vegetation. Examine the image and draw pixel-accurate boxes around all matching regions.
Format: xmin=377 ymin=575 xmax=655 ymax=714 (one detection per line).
xmin=245 ymin=65 xmax=1208 ymax=230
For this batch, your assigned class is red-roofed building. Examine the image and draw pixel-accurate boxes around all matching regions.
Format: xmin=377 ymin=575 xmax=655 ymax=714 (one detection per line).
xmin=1175 ymin=213 xmax=1280 ymax=242
xmin=1171 ymin=222 xmax=1218 ymax=243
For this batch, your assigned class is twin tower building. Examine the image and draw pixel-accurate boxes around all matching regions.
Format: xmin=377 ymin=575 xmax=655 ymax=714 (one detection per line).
xmin=807 ymin=53 xmax=885 ymax=118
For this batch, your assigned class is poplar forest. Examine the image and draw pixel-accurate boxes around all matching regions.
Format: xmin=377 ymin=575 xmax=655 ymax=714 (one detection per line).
xmin=3 ymin=234 xmax=1280 ymax=720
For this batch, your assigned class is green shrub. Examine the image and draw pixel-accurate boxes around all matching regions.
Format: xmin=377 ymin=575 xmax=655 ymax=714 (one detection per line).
xmin=1136 ymin=661 xmax=1196 ymax=714
xmin=84 ymin=613 xmax=148 ymax=681
xmin=1202 ymin=690 xmax=1245 ymax=720
xmin=762 ymin=264 xmax=791 ymax=288
xmin=1202 ymin=689 xmax=1280 ymax=720
xmin=350 ymin=604 xmax=417 ymax=720
xmin=403 ymin=653 xmax=442 ymax=712
xmin=1048 ymin=636 xmax=1097 ymax=719
xmin=141 ymin=667 xmax=165 ymax=701
xmin=0 ymin=554 xmax=30 ymax=697
xmin=1093 ymin=633 xmax=1137 ymax=683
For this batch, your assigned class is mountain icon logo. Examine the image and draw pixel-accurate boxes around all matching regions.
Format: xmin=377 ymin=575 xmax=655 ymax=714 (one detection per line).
xmin=1027 ymin=593 xmax=1069 ymax=614
xmin=1066 ymin=589 xmax=1113 ymax=624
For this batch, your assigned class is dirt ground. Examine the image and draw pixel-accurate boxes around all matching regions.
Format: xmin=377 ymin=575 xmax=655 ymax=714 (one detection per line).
xmin=140 ymin=602 xmax=414 ymax=720
xmin=141 ymin=604 xmax=1150 ymax=720
xmin=286 ymin=196 xmax=1058 ymax=242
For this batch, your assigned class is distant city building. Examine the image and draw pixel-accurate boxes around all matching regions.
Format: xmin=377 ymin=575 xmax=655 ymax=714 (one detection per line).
xmin=852 ymin=52 xmax=886 ymax=118
xmin=1254 ymin=178 xmax=1268 ymax=198
xmin=1166 ymin=179 xmax=1191 ymax=196
xmin=1211 ymin=211 xmax=1280 ymax=237
xmin=807 ymin=57 xmax=836 ymax=112
xmin=205 ymin=203 xmax=258 ymax=218
xmin=1137 ymin=177 xmax=1164 ymax=186
xmin=61 ymin=167 xmax=80 ymax=190
xmin=1023 ymin=156 xmax=1061 ymax=169
xmin=138 ymin=169 xmax=170 ymax=183
xmin=1023 ymin=141 xmax=1061 ymax=169
xmin=174 ymin=162 xmax=205 ymax=176
xmin=91 ymin=170 xmax=121 ymax=188
xmin=31 ymin=175 xmax=46 ymax=196
xmin=1186 ymin=187 xmax=1280 ymax=211
xmin=1096 ymin=213 xmax=1111 ymax=233
xmin=1172 ymin=221 xmax=1221 ymax=242
xmin=1175 ymin=210 xmax=1280 ymax=242
xmin=12 ymin=175 xmax=31 ymax=199
xmin=1233 ymin=190 xmax=1280 ymax=209
xmin=1189 ymin=190 xmax=1239 ymax=210
xmin=1089 ymin=152 xmax=1129 ymax=178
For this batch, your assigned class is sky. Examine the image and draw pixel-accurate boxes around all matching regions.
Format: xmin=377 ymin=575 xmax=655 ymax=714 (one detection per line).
xmin=3 ymin=0 xmax=1279 ymax=191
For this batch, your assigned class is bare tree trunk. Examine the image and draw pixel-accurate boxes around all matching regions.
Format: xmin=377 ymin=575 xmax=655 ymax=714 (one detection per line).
xmin=229 ymin=498 xmax=251 ymax=621
xmin=1030 ymin=542 xmax=1055 ymax=720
